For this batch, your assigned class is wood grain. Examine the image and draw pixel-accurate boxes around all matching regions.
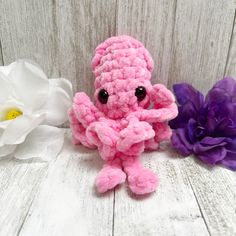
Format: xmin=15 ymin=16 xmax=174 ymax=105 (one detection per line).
xmin=0 ymin=0 xmax=117 ymax=97
xmin=0 ymin=158 xmax=47 ymax=236
xmin=184 ymin=157 xmax=236 ymax=236
xmin=0 ymin=39 xmax=3 ymax=65
xmin=54 ymin=0 xmax=117 ymax=96
xmin=168 ymin=0 xmax=235 ymax=93
xmin=116 ymin=0 xmax=177 ymax=86
xmin=225 ymin=10 xmax=236 ymax=77
xmin=0 ymin=0 xmax=60 ymax=77
xmin=114 ymin=146 xmax=209 ymax=236
xmin=0 ymin=131 xmax=236 ymax=235
xmin=1 ymin=0 xmax=236 ymax=93
xmin=18 ymin=132 xmax=114 ymax=236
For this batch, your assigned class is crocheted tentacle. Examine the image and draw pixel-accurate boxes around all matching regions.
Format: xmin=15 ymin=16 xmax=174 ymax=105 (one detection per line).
xmin=121 ymin=155 xmax=158 ymax=195
xmin=68 ymin=108 xmax=96 ymax=148
xmin=86 ymin=121 xmax=119 ymax=160
xmin=116 ymin=119 xmax=155 ymax=156
xmin=95 ymin=158 xmax=126 ymax=193
xmin=153 ymin=122 xmax=172 ymax=143
xmin=126 ymin=103 xmax=178 ymax=124
xmin=151 ymin=84 xmax=176 ymax=108
xmin=144 ymin=122 xmax=172 ymax=151
xmin=125 ymin=83 xmax=178 ymax=123
xmin=127 ymin=83 xmax=178 ymax=123
xmin=144 ymin=138 xmax=160 ymax=151
xmin=72 ymin=92 xmax=104 ymax=127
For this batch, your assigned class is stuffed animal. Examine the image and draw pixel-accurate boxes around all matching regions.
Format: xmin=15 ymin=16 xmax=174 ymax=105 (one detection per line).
xmin=68 ymin=35 xmax=178 ymax=195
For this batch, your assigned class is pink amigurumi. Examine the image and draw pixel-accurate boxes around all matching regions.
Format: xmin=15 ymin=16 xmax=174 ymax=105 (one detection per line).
xmin=68 ymin=35 xmax=178 ymax=195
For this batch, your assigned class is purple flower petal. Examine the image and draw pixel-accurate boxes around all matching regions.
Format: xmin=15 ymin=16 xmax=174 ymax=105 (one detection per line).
xmin=193 ymin=136 xmax=228 ymax=153
xmin=173 ymin=83 xmax=204 ymax=109
xmin=219 ymin=138 xmax=236 ymax=169
xmin=212 ymin=77 xmax=236 ymax=99
xmin=206 ymin=108 xmax=219 ymax=133
xmin=206 ymin=77 xmax=236 ymax=102
xmin=222 ymin=126 xmax=236 ymax=136
xmin=206 ymin=103 xmax=236 ymax=136
xmin=193 ymin=137 xmax=229 ymax=165
xmin=205 ymin=88 xmax=231 ymax=105
xmin=171 ymin=78 xmax=236 ymax=171
xmin=169 ymin=101 xmax=198 ymax=129
xmin=171 ymin=128 xmax=193 ymax=156
xmin=219 ymin=152 xmax=236 ymax=170
xmin=220 ymin=159 xmax=236 ymax=170
xmin=198 ymin=147 xmax=227 ymax=165
xmin=170 ymin=83 xmax=205 ymax=129
xmin=226 ymin=138 xmax=236 ymax=152
xmin=186 ymin=119 xmax=197 ymax=143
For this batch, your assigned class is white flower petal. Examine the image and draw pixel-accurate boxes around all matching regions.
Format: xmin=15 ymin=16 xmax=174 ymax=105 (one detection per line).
xmin=14 ymin=125 xmax=65 ymax=161
xmin=0 ymin=114 xmax=45 ymax=146
xmin=0 ymin=144 xmax=17 ymax=157
xmin=41 ymin=82 xmax=72 ymax=126
xmin=0 ymin=61 xmax=17 ymax=76
xmin=49 ymin=78 xmax=73 ymax=99
xmin=7 ymin=60 xmax=49 ymax=111
xmin=0 ymin=121 xmax=11 ymax=138
xmin=0 ymin=72 xmax=12 ymax=104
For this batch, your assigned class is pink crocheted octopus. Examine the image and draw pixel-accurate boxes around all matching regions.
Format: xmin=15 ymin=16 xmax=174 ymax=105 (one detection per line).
xmin=68 ymin=36 xmax=178 ymax=195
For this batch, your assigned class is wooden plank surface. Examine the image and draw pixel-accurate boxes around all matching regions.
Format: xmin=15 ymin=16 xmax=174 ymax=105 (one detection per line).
xmin=168 ymin=0 xmax=235 ymax=93
xmin=225 ymin=9 xmax=236 ymax=77
xmin=0 ymin=0 xmax=117 ymax=96
xmin=0 ymin=159 xmax=47 ymax=236
xmin=116 ymin=0 xmax=177 ymax=86
xmin=0 ymin=39 xmax=3 ymax=65
xmin=54 ymin=0 xmax=117 ymax=96
xmin=1 ymin=0 xmax=236 ymax=93
xmin=113 ymin=146 xmax=209 ymax=236
xmin=0 ymin=131 xmax=236 ymax=235
xmin=0 ymin=0 xmax=60 ymax=77
xmin=184 ymin=157 xmax=236 ymax=236
xmin=18 ymin=132 xmax=114 ymax=236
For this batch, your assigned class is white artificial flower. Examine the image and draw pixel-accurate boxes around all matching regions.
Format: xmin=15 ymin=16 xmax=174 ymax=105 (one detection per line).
xmin=0 ymin=60 xmax=72 ymax=161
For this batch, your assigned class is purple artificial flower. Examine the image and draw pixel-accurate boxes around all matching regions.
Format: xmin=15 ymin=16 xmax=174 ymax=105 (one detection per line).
xmin=169 ymin=77 xmax=236 ymax=170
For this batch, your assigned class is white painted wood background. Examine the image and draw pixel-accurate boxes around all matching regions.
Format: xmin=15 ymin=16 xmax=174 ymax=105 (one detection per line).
xmin=1 ymin=0 xmax=236 ymax=95
xmin=1 ymin=1 xmax=236 ymax=236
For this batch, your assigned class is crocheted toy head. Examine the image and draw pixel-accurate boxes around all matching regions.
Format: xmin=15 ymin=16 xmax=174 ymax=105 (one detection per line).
xmin=69 ymin=35 xmax=178 ymax=195
xmin=91 ymin=35 xmax=154 ymax=119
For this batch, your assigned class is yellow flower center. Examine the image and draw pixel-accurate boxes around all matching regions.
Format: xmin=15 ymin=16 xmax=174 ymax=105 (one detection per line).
xmin=4 ymin=108 xmax=23 ymax=120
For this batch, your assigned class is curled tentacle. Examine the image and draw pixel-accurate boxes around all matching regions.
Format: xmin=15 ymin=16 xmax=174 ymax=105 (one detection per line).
xmin=127 ymin=103 xmax=178 ymax=124
xmin=72 ymin=92 xmax=104 ymax=127
xmin=86 ymin=121 xmax=119 ymax=160
xmin=151 ymin=84 xmax=176 ymax=108
xmin=116 ymin=120 xmax=155 ymax=156
xmin=68 ymin=108 xmax=95 ymax=148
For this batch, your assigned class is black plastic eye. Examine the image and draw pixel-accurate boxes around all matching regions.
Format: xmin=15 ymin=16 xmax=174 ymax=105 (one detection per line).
xmin=135 ymin=86 xmax=146 ymax=101
xmin=98 ymin=89 xmax=109 ymax=104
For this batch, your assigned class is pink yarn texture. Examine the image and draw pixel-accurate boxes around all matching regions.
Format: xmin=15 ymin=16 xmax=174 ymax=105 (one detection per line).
xmin=68 ymin=35 xmax=178 ymax=195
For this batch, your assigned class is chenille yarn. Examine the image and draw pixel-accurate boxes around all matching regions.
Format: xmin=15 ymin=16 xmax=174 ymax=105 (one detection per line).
xmin=68 ymin=35 xmax=178 ymax=195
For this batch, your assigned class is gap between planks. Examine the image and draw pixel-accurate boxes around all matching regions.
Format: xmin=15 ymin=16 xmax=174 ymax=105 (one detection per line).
xmin=2 ymin=130 xmax=236 ymax=236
